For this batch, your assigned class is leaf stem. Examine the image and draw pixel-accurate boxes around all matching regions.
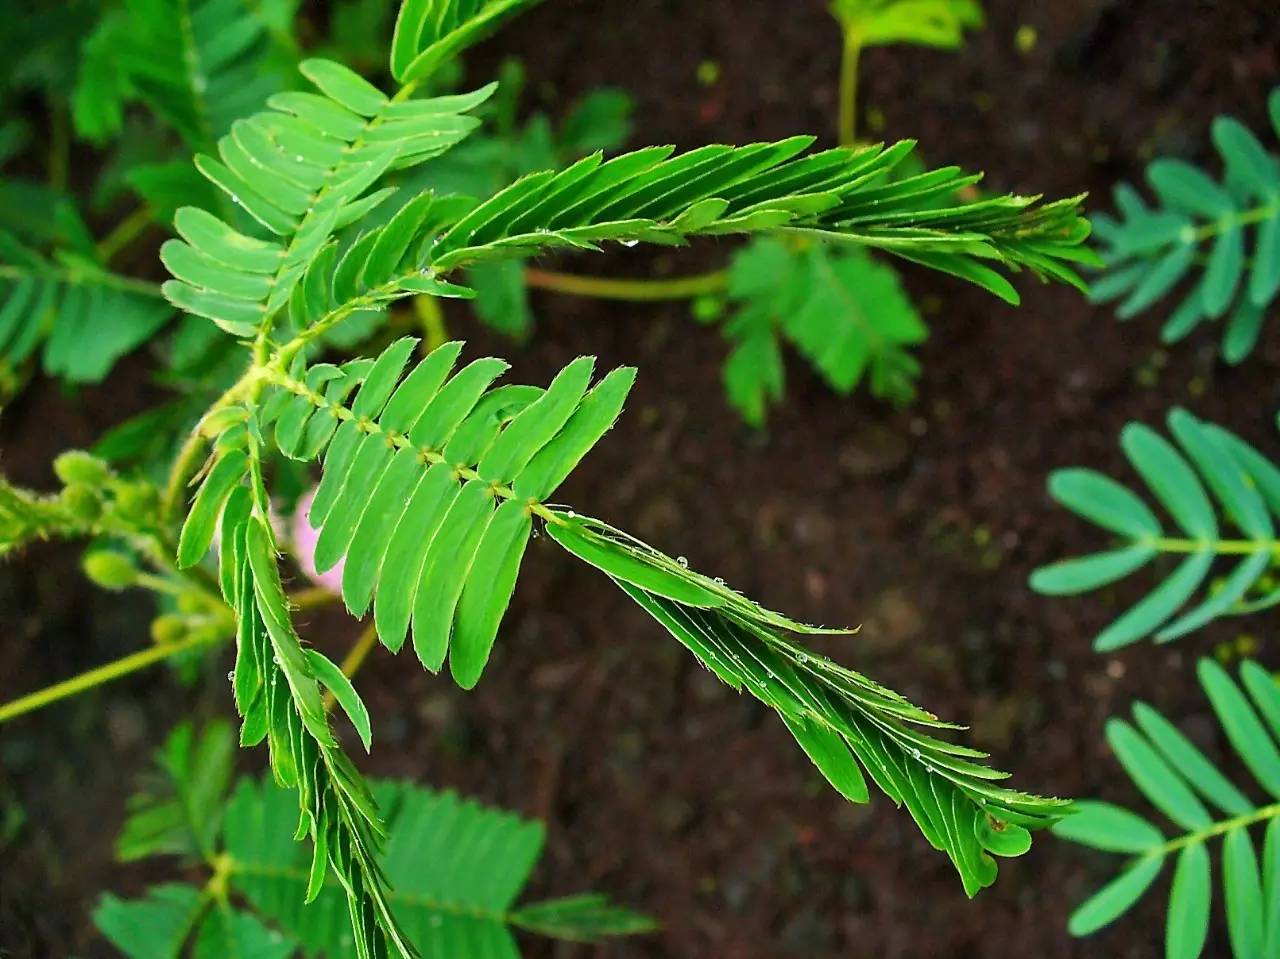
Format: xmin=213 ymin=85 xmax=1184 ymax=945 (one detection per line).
xmin=161 ymin=363 xmax=265 ymax=522
xmin=1142 ymin=801 xmax=1280 ymax=859
xmin=261 ymin=366 xmax=561 ymax=525
xmin=838 ymin=29 xmax=863 ymax=147
xmin=0 ymin=631 xmax=222 ymax=724
xmin=523 ymin=266 xmax=729 ymax=301
xmin=1191 ymin=201 xmax=1280 ymax=243
xmin=96 ymin=206 xmax=155 ymax=266
xmin=1142 ymin=536 xmax=1280 ymax=556
xmin=322 ymin=621 xmax=379 ymax=711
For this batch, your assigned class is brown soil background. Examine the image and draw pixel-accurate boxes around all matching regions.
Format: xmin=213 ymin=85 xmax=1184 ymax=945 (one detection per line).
xmin=3 ymin=1 xmax=1280 ymax=956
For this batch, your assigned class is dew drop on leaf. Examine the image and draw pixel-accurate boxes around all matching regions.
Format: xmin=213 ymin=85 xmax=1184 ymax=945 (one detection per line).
xmin=676 ymin=556 xmax=688 ymax=567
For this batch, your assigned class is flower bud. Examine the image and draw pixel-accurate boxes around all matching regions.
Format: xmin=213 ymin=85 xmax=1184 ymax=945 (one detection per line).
xmin=82 ymin=550 xmax=138 ymax=590
xmin=62 ymin=484 xmax=102 ymax=521
xmin=151 ymin=614 xmax=188 ymax=645
xmin=53 ymin=451 xmax=109 ymax=486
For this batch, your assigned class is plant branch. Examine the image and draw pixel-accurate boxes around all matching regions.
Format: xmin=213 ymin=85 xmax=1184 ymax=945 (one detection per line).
xmin=321 ymin=621 xmax=379 ymax=712
xmin=524 ymin=266 xmax=729 ymax=301
xmin=0 ymin=631 xmax=224 ymax=724
xmin=1140 ymin=801 xmax=1280 ymax=859
xmin=1142 ymin=536 xmax=1280 ymax=556
xmin=96 ymin=206 xmax=156 ymax=266
xmin=838 ymin=29 xmax=863 ymax=147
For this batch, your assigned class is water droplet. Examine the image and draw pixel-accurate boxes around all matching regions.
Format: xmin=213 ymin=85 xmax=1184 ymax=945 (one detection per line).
xmin=676 ymin=556 xmax=688 ymax=567
xmin=796 ymin=652 xmax=808 ymax=664
xmin=622 ymin=239 xmax=639 ymax=248
xmin=565 ymin=509 xmax=576 ymax=518
xmin=226 ymin=670 xmax=235 ymax=683
xmin=713 ymin=577 xmax=725 ymax=585
xmin=910 ymin=748 xmax=921 ymax=760
xmin=295 ymin=155 xmax=305 ymax=162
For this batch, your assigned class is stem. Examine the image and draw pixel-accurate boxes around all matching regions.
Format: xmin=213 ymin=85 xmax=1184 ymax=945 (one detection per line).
xmin=0 ymin=264 xmax=165 ymax=300
xmin=524 ymin=267 xmax=729 ymax=302
xmin=1143 ymin=537 xmax=1280 ymax=556
xmin=838 ymin=29 xmax=863 ymax=147
xmin=96 ymin=206 xmax=155 ymax=266
xmin=0 ymin=632 xmax=222 ymax=724
xmin=322 ymin=622 xmax=379 ymax=711
xmin=261 ymin=365 xmax=561 ymax=525
xmin=1192 ymin=201 xmax=1280 ymax=243
xmin=48 ymin=98 xmax=68 ymax=191
xmin=161 ymin=363 xmax=263 ymax=523
xmin=1142 ymin=802 xmax=1280 ymax=859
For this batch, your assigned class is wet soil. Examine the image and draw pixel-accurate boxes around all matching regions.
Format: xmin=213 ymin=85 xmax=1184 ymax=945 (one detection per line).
xmin=3 ymin=1 xmax=1280 ymax=957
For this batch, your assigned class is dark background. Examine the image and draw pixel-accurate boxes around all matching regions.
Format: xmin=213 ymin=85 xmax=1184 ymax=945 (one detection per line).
xmin=3 ymin=0 xmax=1280 ymax=956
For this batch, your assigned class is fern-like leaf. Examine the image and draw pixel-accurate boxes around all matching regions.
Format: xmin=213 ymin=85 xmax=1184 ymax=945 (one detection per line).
xmin=391 ymin=0 xmax=545 ymax=85
xmin=159 ymin=69 xmax=493 ymax=336
xmin=73 ymin=0 xmax=296 ymax=151
xmin=831 ymin=0 xmax=984 ymax=48
xmin=115 ymin=720 xmax=234 ymax=863
xmin=191 ymin=337 xmax=1069 ymax=897
xmin=717 ymin=237 xmax=926 ymax=424
xmin=0 ymin=231 xmax=174 ymax=382
xmin=1091 ymin=88 xmax=1280 ymax=363
xmin=424 ymin=137 xmax=1093 ymax=294
xmin=1030 ymin=408 xmax=1280 ymax=650
xmin=1054 ymin=658 xmax=1280 ymax=959
xmin=223 ymin=775 xmax=654 ymax=956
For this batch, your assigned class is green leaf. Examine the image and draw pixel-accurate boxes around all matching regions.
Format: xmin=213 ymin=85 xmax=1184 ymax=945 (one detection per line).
xmin=224 ymin=775 xmax=651 ymax=954
xmin=546 ymin=514 xmax=725 ymax=608
xmin=305 ymin=649 xmax=372 ymax=752
xmin=1200 ymin=221 xmax=1244 ymax=317
xmin=117 ymin=721 xmax=235 ymax=862
xmin=1147 ymin=159 xmax=1235 ymax=218
xmin=1067 ymin=856 xmax=1163 ymax=937
xmin=298 ymin=59 xmax=388 ymax=117
xmin=178 ymin=450 xmax=249 ymax=568
xmin=94 ymin=884 xmax=207 ymax=959
xmin=1131 ymin=702 xmax=1253 ymax=816
xmin=392 ymin=0 xmax=546 ymax=84
xmin=831 ymin=0 xmax=984 ymax=49
xmin=1106 ymin=720 xmax=1210 ymax=830
xmin=1199 ymin=659 xmax=1280 ymax=799
xmin=193 ymin=904 xmax=294 ymax=959
xmin=783 ymin=713 xmax=869 ymax=804
xmin=450 ymin=498 xmax=532 ymax=688
xmin=1166 ymin=842 xmax=1211 ymax=959
xmin=1121 ymin=424 xmax=1217 ymax=538
xmin=1224 ymin=828 xmax=1266 ymax=959
xmin=1046 ymin=468 xmax=1161 ymax=538
xmin=1029 ymin=545 xmax=1156 ymax=595
xmin=1050 ymin=800 xmax=1164 ymax=853
xmin=1093 ymin=551 xmax=1213 ymax=651
xmin=511 ymin=894 xmax=659 ymax=942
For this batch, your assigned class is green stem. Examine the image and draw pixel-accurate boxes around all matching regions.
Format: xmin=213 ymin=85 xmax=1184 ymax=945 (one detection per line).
xmin=838 ymin=29 xmax=863 ymax=147
xmin=1143 ymin=536 xmax=1280 ymax=556
xmin=161 ymin=363 xmax=264 ymax=522
xmin=1191 ymin=201 xmax=1280 ymax=243
xmin=96 ymin=206 xmax=155 ymax=266
xmin=0 ymin=263 xmax=165 ymax=299
xmin=0 ymin=631 xmax=223 ymax=724
xmin=48 ymin=98 xmax=68 ymax=191
xmin=261 ymin=365 xmax=562 ymax=525
xmin=523 ymin=266 xmax=729 ymax=301
xmin=1142 ymin=802 xmax=1280 ymax=859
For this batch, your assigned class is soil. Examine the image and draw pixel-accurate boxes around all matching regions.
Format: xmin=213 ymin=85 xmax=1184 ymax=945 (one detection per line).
xmin=3 ymin=1 xmax=1280 ymax=957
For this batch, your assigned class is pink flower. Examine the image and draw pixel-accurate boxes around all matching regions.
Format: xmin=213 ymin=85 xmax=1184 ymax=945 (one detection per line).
xmin=292 ymin=488 xmax=344 ymax=595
